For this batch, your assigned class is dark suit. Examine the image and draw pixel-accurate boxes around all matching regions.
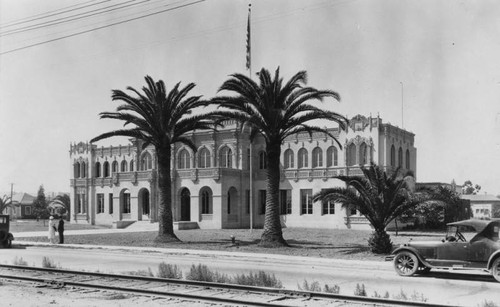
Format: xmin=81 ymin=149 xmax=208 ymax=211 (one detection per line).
xmin=58 ymin=219 xmax=64 ymax=244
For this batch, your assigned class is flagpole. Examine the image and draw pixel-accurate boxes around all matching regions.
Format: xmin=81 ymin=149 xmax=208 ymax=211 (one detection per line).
xmin=246 ymin=2 xmax=253 ymax=232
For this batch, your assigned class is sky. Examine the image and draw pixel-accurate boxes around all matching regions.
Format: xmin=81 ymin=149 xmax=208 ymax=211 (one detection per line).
xmin=1 ymin=0 xmax=500 ymax=196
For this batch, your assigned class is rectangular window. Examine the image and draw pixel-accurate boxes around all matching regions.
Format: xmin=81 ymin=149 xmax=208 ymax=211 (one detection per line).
xmin=279 ymin=190 xmax=292 ymax=215
xmin=109 ymin=194 xmax=114 ymax=214
xmin=300 ymin=189 xmax=313 ymax=215
xmin=123 ymin=194 xmax=131 ymax=213
xmin=259 ymin=190 xmax=266 ymax=215
xmin=97 ymin=194 xmax=104 ymax=213
xmin=25 ymin=206 xmax=31 ymax=215
xmin=246 ymin=190 xmax=250 ymax=214
xmin=321 ymin=189 xmax=335 ymax=215
xmin=350 ymin=207 xmax=357 ymax=215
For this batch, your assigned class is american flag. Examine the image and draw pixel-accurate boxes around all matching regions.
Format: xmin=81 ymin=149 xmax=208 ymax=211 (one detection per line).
xmin=246 ymin=4 xmax=251 ymax=71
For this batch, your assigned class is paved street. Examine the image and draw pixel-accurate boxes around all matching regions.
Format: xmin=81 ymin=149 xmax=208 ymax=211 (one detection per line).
xmin=2 ymin=229 xmax=500 ymax=306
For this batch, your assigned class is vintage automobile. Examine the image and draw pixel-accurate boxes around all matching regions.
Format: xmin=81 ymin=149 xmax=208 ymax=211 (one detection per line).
xmin=0 ymin=215 xmax=14 ymax=248
xmin=387 ymin=219 xmax=500 ymax=282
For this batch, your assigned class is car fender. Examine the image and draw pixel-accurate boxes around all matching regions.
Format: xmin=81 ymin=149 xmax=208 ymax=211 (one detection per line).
xmin=487 ymin=250 xmax=500 ymax=270
xmin=7 ymin=233 xmax=14 ymax=240
xmin=390 ymin=246 xmax=433 ymax=268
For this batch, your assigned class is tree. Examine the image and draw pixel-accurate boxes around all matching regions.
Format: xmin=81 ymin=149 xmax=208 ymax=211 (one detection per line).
xmin=462 ymin=180 xmax=481 ymax=195
xmin=53 ymin=194 xmax=71 ymax=220
xmin=91 ymin=76 xmax=219 ymax=243
xmin=32 ymin=185 xmax=49 ymax=223
xmin=0 ymin=195 xmax=13 ymax=214
xmin=313 ymin=163 xmax=428 ymax=254
xmin=212 ymin=67 xmax=348 ymax=247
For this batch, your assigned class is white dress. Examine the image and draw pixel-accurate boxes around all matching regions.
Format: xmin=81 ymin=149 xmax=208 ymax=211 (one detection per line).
xmin=48 ymin=220 xmax=56 ymax=243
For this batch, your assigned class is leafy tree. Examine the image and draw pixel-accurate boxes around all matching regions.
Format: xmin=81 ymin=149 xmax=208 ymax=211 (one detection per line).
xmin=0 ymin=195 xmax=13 ymax=214
xmin=32 ymin=185 xmax=49 ymax=222
xmin=462 ymin=180 xmax=481 ymax=195
xmin=313 ymin=163 xmax=428 ymax=254
xmin=91 ymin=76 xmax=219 ymax=243
xmin=212 ymin=67 xmax=348 ymax=247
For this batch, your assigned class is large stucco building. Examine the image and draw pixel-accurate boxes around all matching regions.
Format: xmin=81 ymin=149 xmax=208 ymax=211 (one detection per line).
xmin=70 ymin=114 xmax=416 ymax=230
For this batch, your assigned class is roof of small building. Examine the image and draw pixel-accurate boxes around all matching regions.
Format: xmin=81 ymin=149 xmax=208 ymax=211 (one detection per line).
xmin=11 ymin=192 xmax=35 ymax=205
xmin=461 ymin=194 xmax=500 ymax=202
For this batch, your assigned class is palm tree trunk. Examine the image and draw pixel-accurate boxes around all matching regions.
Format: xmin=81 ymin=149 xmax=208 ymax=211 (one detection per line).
xmin=155 ymin=146 xmax=180 ymax=243
xmin=259 ymin=143 xmax=288 ymax=247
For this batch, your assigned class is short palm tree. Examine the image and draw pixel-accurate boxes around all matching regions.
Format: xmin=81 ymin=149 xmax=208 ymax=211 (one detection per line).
xmin=91 ymin=76 xmax=218 ymax=242
xmin=313 ymin=163 xmax=428 ymax=254
xmin=212 ymin=67 xmax=348 ymax=247
xmin=0 ymin=195 xmax=12 ymax=214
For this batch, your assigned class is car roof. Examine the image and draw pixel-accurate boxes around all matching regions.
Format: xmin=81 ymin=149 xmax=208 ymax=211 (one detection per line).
xmin=447 ymin=219 xmax=500 ymax=233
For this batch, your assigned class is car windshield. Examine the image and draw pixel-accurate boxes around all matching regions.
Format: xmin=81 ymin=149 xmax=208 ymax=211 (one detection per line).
xmin=446 ymin=225 xmax=476 ymax=242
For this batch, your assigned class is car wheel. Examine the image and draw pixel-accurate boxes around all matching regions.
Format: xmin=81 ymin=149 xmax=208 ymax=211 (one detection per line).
xmin=394 ymin=251 xmax=419 ymax=276
xmin=492 ymin=258 xmax=500 ymax=282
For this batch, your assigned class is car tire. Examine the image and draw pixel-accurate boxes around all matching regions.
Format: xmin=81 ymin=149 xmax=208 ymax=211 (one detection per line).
xmin=2 ymin=238 xmax=11 ymax=248
xmin=394 ymin=251 xmax=419 ymax=276
xmin=492 ymin=258 xmax=500 ymax=282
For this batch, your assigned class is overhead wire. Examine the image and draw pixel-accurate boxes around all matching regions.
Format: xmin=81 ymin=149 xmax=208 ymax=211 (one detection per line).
xmin=0 ymin=0 xmax=108 ymax=28
xmin=0 ymin=0 xmax=204 ymax=55
xmin=0 ymin=0 xmax=150 ymax=36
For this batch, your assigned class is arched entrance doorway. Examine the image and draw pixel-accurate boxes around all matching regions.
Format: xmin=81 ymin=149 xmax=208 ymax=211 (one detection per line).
xmin=180 ymin=188 xmax=191 ymax=221
xmin=138 ymin=188 xmax=150 ymax=220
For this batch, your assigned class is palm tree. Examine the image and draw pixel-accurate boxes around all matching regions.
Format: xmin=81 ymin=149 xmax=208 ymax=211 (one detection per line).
xmin=212 ymin=67 xmax=348 ymax=247
xmin=0 ymin=195 xmax=12 ymax=215
xmin=91 ymin=76 xmax=219 ymax=243
xmin=313 ymin=163 xmax=428 ymax=254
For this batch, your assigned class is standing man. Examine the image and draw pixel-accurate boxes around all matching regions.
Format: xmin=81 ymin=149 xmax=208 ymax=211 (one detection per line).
xmin=58 ymin=216 xmax=65 ymax=244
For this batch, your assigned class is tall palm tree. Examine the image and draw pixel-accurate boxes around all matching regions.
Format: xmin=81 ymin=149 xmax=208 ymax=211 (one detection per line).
xmin=0 ymin=195 xmax=12 ymax=215
xmin=313 ymin=163 xmax=428 ymax=254
xmin=91 ymin=76 xmax=219 ymax=242
xmin=212 ymin=67 xmax=348 ymax=247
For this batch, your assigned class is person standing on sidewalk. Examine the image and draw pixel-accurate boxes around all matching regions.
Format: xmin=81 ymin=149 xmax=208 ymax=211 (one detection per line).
xmin=47 ymin=216 xmax=56 ymax=244
xmin=58 ymin=216 xmax=65 ymax=244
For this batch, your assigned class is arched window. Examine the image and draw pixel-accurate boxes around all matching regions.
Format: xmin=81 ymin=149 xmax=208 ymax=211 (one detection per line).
xmin=112 ymin=161 xmax=118 ymax=173
xmin=347 ymin=143 xmax=357 ymax=166
xmin=359 ymin=143 xmax=367 ymax=165
xmin=178 ymin=149 xmax=190 ymax=169
xmin=220 ymin=147 xmax=232 ymax=168
xmin=405 ymin=149 xmax=410 ymax=169
xmin=74 ymin=162 xmax=80 ymax=178
xmin=312 ymin=147 xmax=323 ymax=168
xmin=201 ymin=189 xmax=212 ymax=214
xmin=390 ymin=145 xmax=396 ymax=167
xmin=298 ymin=148 xmax=308 ymax=168
xmin=259 ymin=151 xmax=267 ymax=169
xmin=284 ymin=149 xmax=294 ymax=169
xmin=95 ymin=162 xmax=101 ymax=178
xmin=141 ymin=152 xmax=153 ymax=170
xmin=81 ymin=162 xmax=86 ymax=178
xmin=326 ymin=146 xmax=338 ymax=167
xmin=121 ymin=160 xmax=127 ymax=172
xmin=103 ymin=161 xmax=110 ymax=177
xmin=130 ymin=160 xmax=135 ymax=172
xmin=198 ymin=147 xmax=211 ymax=168
xmin=398 ymin=147 xmax=403 ymax=167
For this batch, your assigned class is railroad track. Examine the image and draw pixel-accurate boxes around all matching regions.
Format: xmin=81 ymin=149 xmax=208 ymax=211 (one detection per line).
xmin=0 ymin=264 xmax=453 ymax=307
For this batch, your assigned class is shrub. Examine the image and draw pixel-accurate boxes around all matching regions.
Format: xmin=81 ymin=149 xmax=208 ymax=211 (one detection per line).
xmin=233 ymin=271 xmax=282 ymax=288
xmin=354 ymin=283 xmax=366 ymax=296
xmin=185 ymin=264 xmax=230 ymax=283
xmin=323 ymin=284 xmax=340 ymax=294
xmin=298 ymin=280 xmax=321 ymax=292
xmin=157 ymin=262 xmax=182 ymax=279
xmin=12 ymin=257 xmax=28 ymax=266
xmin=127 ymin=268 xmax=154 ymax=277
xmin=367 ymin=231 xmax=393 ymax=254
xmin=372 ymin=291 xmax=389 ymax=298
xmin=480 ymin=301 xmax=499 ymax=307
xmin=41 ymin=257 xmax=59 ymax=268
xmin=392 ymin=289 xmax=428 ymax=302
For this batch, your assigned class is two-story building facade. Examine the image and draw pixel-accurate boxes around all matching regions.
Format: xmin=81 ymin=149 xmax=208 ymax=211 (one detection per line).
xmin=69 ymin=114 xmax=417 ymax=230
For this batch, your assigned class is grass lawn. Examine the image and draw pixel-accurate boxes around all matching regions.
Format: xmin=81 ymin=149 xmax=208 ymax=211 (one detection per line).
xmin=14 ymin=221 xmax=445 ymax=261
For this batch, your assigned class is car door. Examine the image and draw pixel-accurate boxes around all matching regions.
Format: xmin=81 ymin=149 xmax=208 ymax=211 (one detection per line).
xmin=434 ymin=241 xmax=470 ymax=267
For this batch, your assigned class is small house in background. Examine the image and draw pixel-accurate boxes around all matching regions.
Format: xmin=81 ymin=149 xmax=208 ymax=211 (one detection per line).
xmin=10 ymin=193 xmax=36 ymax=219
xmin=461 ymin=194 xmax=500 ymax=219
